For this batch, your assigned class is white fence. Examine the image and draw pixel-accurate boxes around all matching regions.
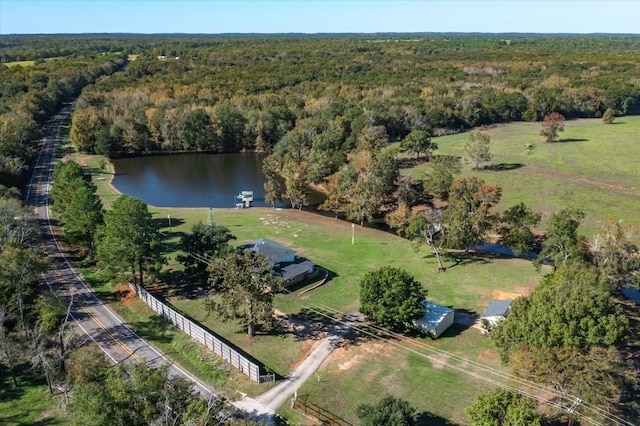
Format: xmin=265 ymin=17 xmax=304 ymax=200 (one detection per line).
xmin=129 ymin=283 xmax=274 ymax=383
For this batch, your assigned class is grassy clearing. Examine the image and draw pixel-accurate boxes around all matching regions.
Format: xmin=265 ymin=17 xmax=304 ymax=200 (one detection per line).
xmin=403 ymin=117 xmax=640 ymax=238
xmin=3 ymin=60 xmax=36 ymax=67
xmin=0 ymin=372 xmax=67 ymax=425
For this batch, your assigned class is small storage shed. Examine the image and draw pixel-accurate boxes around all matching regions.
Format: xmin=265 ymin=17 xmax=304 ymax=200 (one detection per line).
xmin=412 ymin=300 xmax=455 ymax=338
xmin=481 ymin=300 xmax=513 ymax=328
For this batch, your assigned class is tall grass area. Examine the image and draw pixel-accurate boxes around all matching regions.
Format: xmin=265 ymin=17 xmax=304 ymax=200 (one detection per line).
xmin=404 ymin=117 xmax=640 ymax=238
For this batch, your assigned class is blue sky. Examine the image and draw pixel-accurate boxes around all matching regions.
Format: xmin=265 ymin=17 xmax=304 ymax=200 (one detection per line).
xmin=1 ymin=1 xmax=638 ymax=35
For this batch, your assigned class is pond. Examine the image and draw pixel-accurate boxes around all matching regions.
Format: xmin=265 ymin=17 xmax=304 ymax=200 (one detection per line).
xmin=111 ymin=152 xmax=323 ymax=208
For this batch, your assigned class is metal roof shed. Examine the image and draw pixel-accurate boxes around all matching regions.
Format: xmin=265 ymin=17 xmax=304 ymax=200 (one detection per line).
xmin=481 ymin=300 xmax=513 ymax=327
xmin=411 ymin=300 xmax=455 ymax=338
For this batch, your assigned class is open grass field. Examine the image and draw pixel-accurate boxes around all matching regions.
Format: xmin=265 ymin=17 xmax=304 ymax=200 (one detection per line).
xmin=3 ymin=60 xmax=37 ymax=67
xmin=403 ymin=116 xmax=640 ymax=238
xmin=65 ymin=116 xmax=640 ymax=424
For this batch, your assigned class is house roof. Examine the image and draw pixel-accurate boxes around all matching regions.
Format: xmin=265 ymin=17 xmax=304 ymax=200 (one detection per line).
xmin=415 ymin=300 xmax=454 ymax=327
xmin=278 ymin=259 xmax=316 ymax=281
xmin=481 ymin=300 xmax=513 ymax=318
xmin=240 ymin=238 xmax=294 ymax=263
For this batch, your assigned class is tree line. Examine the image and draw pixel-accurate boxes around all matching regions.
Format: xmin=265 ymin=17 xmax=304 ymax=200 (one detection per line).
xmin=0 ymin=51 xmax=125 ymax=195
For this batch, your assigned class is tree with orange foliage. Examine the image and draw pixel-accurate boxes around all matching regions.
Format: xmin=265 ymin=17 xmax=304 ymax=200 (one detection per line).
xmin=540 ymin=112 xmax=565 ymax=142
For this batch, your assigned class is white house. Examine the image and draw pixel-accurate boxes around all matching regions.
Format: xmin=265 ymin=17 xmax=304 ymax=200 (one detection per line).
xmin=412 ymin=300 xmax=455 ymax=338
xmin=480 ymin=300 xmax=513 ymax=331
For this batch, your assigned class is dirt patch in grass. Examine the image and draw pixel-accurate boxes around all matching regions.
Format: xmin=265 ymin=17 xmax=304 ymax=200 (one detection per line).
xmin=477 ymin=348 xmax=500 ymax=364
xmin=491 ymin=286 xmax=529 ymax=300
xmin=291 ymin=339 xmax=321 ymax=370
xmin=326 ymin=341 xmax=400 ymax=373
xmin=117 ymin=283 xmax=137 ymax=307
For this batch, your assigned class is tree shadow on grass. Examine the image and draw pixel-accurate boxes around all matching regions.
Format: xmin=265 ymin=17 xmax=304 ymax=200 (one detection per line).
xmin=438 ymin=252 xmax=491 ymax=270
xmin=274 ymin=307 xmax=339 ymax=342
xmin=417 ymin=411 xmax=460 ymax=426
xmin=0 ymin=364 xmax=38 ymax=403
xmin=557 ymin=138 xmax=588 ymax=143
xmin=130 ymin=315 xmax=175 ymax=344
xmin=397 ymin=156 xmax=430 ymax=169
xmin=484 ymin=162 xmax=524 ymax=171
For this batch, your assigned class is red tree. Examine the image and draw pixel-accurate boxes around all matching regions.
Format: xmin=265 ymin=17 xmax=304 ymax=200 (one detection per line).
xmin=540 ymin=112 xmax=565 ymax=142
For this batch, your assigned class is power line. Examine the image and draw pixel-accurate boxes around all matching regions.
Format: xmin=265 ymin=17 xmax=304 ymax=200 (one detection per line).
xmin=178 ymin=236 xmax=633 ymax=425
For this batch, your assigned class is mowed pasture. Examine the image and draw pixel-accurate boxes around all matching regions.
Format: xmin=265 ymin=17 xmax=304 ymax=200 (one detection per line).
xmin=404 ymin=116 xmax=640 ymax=238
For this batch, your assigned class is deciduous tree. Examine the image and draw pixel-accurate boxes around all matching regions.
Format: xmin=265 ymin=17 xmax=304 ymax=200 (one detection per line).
xmin=465 ymin=389 xmax=544 ymax=426
xmin=356 ymin=394 xmax=418 ymax=426
xmin=344 ymin=150 xmax=398 ymax=226
xmin=535 ymin=208 xmax=589 ymax=270
xmin=540 ymin=112 xmax=565 ymax=142
xmin=510 ymin=345 xmax=637 ymax=421
xmin=262 ymin=155 xmax=286 ymax=208
xmin=400 ymin=128 xmax=436 ymax=159
xmin=421 ymin=155 xmax=461 ymax=200
xmin=592 ymin=218 xmax=639 ymax=290
xmin=318 ymin=173 xmax=347 ymax=218
xmin=0 ymin=245 xmax=47 ymax=333
xmin=282 ymin=159 xmax=310 ymax=210
xmin=359 ymin=266 xmax=425 ymax=331
xmin=492 ymin=266 xmax=628 ymax=363
xmin=444 ymin=177 xmax=501 ymax=250
xmin=177 ymin=221 xmax=236 ymax=286
xmin=405 ymin=209 xmax=446 ymax=271
xmin=465 ymin=131 xmax=491 ymax=169
xmin=0 ymin=197 xmax=35 ymax=247
xmin=205 ymin=250 xmax=284 ymax=336
xmin=497 ymin=203 xmax=541 ymax=256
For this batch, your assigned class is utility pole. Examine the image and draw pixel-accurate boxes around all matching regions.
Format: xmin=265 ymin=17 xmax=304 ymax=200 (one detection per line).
xmin=567 ymin=398 xmax=581 ymax=426
xmin=351 ymin=223 xmax=355 ymax=245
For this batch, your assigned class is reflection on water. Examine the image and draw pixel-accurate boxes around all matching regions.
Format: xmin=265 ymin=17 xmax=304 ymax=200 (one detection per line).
xmin=111 ymin=152 xmax=322 ymax=208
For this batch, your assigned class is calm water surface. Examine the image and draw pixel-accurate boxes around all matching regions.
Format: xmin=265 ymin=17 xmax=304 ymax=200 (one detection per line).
xmin=112 ymin=153 xmax=270 ymax=208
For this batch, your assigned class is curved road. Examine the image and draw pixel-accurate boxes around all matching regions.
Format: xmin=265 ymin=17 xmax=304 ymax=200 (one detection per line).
xmin=25 ymin=106 xmax=213 ymax=396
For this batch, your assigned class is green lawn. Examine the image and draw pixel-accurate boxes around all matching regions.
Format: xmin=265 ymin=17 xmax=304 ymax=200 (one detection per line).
xmin=403 ymin=117 xmax=640 ymax=238
xmin=150 ymin=207 xmax=546 ymax=423
xmin=0 ymin=372 xmax=68 ymax=425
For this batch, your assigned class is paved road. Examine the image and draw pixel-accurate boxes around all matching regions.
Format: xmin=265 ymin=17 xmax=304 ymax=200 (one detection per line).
xmin=25 ymin=106 xmax=213 ymax=396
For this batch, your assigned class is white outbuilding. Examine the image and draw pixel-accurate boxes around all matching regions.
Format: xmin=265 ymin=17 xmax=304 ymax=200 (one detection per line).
xmin=480 ymin=299 xmax=513 ymax=331
xmin=411 ymin=300 xmax=455 ymax=338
